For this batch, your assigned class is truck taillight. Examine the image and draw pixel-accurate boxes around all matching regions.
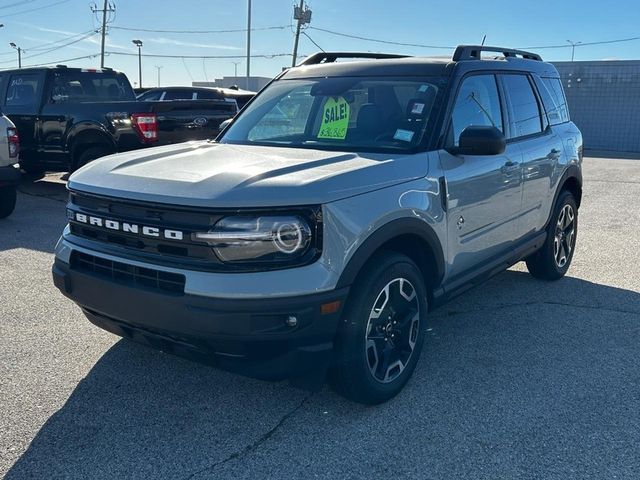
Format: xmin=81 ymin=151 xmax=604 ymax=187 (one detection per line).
xmin=131 ymin=113 xmax=158 ymax=143
xmin=7 ymin=127 xmax=19 ymax=158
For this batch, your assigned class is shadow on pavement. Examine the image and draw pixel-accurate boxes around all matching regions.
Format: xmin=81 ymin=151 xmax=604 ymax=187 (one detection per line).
xmin=6 ymin=270 xmax=640 ymax=479
xmin=0 ymin=173 xmax=67 ymax=254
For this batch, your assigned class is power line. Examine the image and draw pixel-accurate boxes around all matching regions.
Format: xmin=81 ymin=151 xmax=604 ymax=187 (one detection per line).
xmin=310 ymin=25 xmax=640 ymax=52
xmin=1 ymin=0 xmax=70 ymax=17
xmin=105 ymin=51 xmax=294 ymax=60
xmin=0 ymin=30 xmax=99 ymax=64
xmin=0 ymin=0 xmax=38 ymax=10
xmin=25 ymin=29 xmax=99 ymax=51
xmin=0 ymin=52 xmax=99 ymax=69
xmin=110 ymin=25 xmax=289 ymax=34
xmin=309 ymin=26 xmax=454 ymax=49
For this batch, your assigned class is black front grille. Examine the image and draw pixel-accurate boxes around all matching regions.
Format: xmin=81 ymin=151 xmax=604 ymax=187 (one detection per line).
xmin=70 ymin=251 xmax=185 ymax=294
xmin=67 ymin=190 xmax=323 ymax=272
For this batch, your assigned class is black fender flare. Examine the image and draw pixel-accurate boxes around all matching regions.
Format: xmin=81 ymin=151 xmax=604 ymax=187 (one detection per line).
xmin=335 ymin=217 xmax=445 ymax=289
xmin=544 ymin=164 xmax=582 ymax=229
xmin=66 ymin=123 xmax=117 ymax=158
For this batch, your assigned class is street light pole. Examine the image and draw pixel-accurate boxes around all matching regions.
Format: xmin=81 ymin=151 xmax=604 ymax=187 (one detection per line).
xmin=155 ymin=65 xmax=162 ymax=87
xmin=132 ymin=39 xmax=143 ymax=87
xmin=566 ymin=39 xmax=582 ymax=62
xmin=9 ymin=42 xmax=22 ymax=68
xmin=245 ymin=0 xmax=251 ymax=90
xmin=232 ymin=61 xmax=241 ymax=78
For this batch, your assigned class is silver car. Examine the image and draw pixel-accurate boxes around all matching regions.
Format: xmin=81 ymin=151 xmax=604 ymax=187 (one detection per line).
xmin=53 ymin=46 xmax=583 ymax=404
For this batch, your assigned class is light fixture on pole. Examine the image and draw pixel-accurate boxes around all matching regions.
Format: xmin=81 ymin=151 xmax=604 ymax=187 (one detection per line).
xmin=9 ymin=42 xmax=22 ymax=68
xmin=566 ymin=39 xmax=582 ymax=62
xmin=132 ymin=39 xmax=143 ymax=87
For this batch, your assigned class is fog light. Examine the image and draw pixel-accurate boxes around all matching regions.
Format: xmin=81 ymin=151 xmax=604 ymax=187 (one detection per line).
xmin=285 ymin=315 xmax=298 ymax=327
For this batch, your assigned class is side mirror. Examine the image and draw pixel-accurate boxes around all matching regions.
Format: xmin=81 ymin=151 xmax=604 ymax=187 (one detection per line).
xmin=447 ymin=125 xmax=506 ymax=156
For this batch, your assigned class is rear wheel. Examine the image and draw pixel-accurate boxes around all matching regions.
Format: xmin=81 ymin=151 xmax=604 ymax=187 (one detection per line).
xmin=526 ymin=190 xmax=578 ymax=280
xmin=0 ymin=186 xmax=17 ymax=219
xmin=330 ymin=252 xmax=428 ymax=404
xmin=19 ymin=162 xmax=45 ymax=176
xmin=74 ymin=146 xmax=113 ymax=171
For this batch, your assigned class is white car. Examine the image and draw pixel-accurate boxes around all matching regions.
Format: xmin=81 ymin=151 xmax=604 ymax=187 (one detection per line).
xmin=0 ymin=114 xmax=20 ymax=218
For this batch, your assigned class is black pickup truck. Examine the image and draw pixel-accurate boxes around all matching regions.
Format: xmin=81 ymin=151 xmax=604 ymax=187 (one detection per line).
xmin=0 ymin=66 xmax=238 ymax=173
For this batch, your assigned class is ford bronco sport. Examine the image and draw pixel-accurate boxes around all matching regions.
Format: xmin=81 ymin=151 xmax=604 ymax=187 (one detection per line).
xmin=53 ymin=46 xmax=583 ymax=404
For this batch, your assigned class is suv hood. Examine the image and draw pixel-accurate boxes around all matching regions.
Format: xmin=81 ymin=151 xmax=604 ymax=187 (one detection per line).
xmin=68 ymin=141 xmax=428 ymax=208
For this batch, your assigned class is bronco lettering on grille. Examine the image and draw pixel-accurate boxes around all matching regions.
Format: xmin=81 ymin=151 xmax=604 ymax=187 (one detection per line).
xmin=74 ymin=212 xmax=184 ymax=241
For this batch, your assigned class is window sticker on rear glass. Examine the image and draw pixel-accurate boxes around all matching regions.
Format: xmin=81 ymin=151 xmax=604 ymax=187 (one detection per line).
xmin=393 ymin=129 xmax=415 ymax=142
xmin=418 ymin=84 xmax=429 ymax=92
xmin=317 ymin=96 xmax=350 ymax=140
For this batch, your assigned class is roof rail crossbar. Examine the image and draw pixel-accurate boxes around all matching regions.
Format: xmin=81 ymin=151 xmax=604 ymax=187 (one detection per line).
xmin=299 ymin=52 xmax=410 ymax=66
xmin=453 ymin=45 xmax=542 ymax=62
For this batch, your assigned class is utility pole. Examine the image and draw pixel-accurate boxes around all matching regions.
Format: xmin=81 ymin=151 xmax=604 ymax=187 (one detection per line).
xmin=155 ymin=65 xmax=162 ymax=87
xmin=567 ymin=39 xmax=581 ymax=62
xmin=91 ymin=1 xmax=116 ymax=68
xmin=132 ymin=39 xmax=143 ymax=87
xmin=9 ymin=42 xmax=22 ymax=68
xmin=292 ymin=0 xmax=312 ymax=67
xmin=245 ymin=0 xmax=251 ymax=90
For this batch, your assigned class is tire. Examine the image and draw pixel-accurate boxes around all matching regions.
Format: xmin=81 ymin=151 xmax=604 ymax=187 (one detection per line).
xmin=74 ymin=146 xmax=113 ymax=171
xmin=329 ymin=252 xmax=428 ymax=404
xmin=0 ymin=186 xmax=17 ymax=219
xmin=20 ymin=162 xmax=45 ymax=176
xmin=526 ymin=190 xmax=578 ymax=280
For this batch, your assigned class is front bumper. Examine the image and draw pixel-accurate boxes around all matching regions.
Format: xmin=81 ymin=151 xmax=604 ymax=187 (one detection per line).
xmin=52 ymin=257 xmax=349 ymax=381
xmin=0 ymin=164 xmax=20 ymax=187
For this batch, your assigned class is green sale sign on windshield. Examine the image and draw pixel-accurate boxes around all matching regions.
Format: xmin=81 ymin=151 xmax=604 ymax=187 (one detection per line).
xmin=317 ymin=96 xmax=350 ymax=140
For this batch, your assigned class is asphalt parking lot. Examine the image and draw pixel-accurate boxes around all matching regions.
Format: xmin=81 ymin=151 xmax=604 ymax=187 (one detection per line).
xmin=1 ymin=157 xmax=639 ymax=479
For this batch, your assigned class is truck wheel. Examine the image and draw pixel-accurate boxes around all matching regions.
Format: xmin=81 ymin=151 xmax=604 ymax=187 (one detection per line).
xmin=526 ymin=190 xmax=578 ymax=280
xmin=0 ymin=186 xmax=17 ymax=219
xmin=20 ymin=163 xmax=45 ymax=176
xmin=329 ymin=252 xmax=428 ymax=404
xmin=74 ymin=146 xmax=113 ymax=171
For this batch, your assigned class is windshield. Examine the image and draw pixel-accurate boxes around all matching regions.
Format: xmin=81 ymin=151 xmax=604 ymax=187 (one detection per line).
xmin=220 ymin=76 xmax=443 ymax=152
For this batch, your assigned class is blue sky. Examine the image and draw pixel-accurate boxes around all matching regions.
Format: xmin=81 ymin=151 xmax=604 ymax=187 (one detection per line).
xmin=0 ymin=0 xmax=638 ymax=87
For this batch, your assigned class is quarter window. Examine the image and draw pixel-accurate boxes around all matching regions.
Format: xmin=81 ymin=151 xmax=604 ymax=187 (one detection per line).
xmin=539 ymin=77 xmax=570 ymax=124
xmin=450 ymin=75 xmax=503 ymax=146
xmin=500 ymin=74 xmax=543 ymax=138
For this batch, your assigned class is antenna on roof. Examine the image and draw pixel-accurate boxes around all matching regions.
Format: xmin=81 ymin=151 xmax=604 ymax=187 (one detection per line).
xmin=481 ymin=35 xmax=487 ymax=46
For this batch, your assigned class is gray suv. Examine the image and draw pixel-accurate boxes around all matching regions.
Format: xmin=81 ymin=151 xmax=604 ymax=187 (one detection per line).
xmin=52 ymin=46 xmax=583 ymax=404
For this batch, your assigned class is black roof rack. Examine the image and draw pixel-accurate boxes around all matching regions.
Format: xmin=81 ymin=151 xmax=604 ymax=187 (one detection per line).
xmin=453 ymin=45 xmax=542 ymax=62
xmin=299 ymin=52 xmax=410 ymax=66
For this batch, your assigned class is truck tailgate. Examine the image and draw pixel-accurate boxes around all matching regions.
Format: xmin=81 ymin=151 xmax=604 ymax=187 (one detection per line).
xmin=151 ymin=100 xmax=236 ymax=145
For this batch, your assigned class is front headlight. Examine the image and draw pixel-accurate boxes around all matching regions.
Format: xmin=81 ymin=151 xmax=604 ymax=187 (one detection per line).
xmin=192 ymin=215 xmax=315 ymax=265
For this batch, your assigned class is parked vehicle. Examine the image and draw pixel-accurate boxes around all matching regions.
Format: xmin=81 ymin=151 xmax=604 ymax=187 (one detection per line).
xmin=0 ymin=114 xmax=20 ymax=219
xmin=53 ymin=46 xmax=583 ymax=404
xmin=137 ymin=86 xmax=256 ymax=109
xmin=0 ymin=66 xmax=237 ymax=173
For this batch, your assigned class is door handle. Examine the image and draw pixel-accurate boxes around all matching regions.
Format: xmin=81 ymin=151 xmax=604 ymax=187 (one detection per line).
xmin=500 ymin=160 xmax=518 ymax=175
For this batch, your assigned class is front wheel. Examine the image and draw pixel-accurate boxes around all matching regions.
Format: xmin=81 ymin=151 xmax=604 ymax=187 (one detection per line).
xmin=0 ymin=186 xmax=17 ymax=219
xmin=526 ymin=190 xmax=578 ymax=280
xmin=329 ymin=252 xmax=428 ymax=404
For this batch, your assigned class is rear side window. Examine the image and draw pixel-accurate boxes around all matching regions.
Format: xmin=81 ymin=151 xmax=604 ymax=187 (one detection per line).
xmin=49 ymin=71 xmax=135 ymax=103
xmin=500 ymin=74 xmax=543 ymax=139
xmin=450 ymin=74 xmax=503 ymax=146
xmin=163 ymin=89 xmax=195 ymax=100
xmin=6 ymin=74 xmax=40 ymax=107
xmin=536 ymin=77 xmax=570 ymax=125
xmin=196 ymin=89 xmax=224 ymax=100
xmin=137 ymin=90 xmax=163 ymax=101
